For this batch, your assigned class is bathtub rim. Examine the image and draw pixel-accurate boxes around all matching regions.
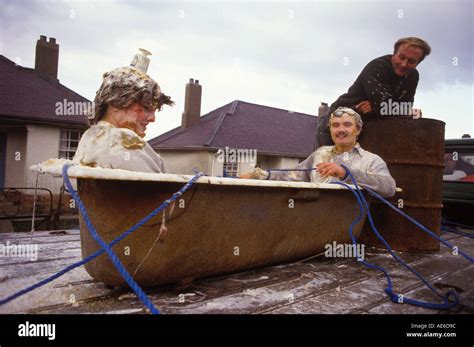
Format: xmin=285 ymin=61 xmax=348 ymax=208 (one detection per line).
xmin=29 ymin=160 xmax=401 ymax=192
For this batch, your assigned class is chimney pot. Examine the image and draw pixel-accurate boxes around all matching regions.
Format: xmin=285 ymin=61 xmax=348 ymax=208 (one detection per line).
xmin=40 ymin=35 xmax=47 ymax=41
xmin=49 ymin=37 xmax=56 ymax=44
xmin=189 ymin=78 xmax=194 ymax=83
xmin=195 ymin=80 xmax=199 ymax=84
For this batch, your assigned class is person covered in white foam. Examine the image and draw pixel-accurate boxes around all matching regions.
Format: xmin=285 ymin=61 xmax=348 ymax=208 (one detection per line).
xmin=241 ymin=107 xmax=397 ymax=197
xmin=73 ymin=49 xmax=174 ymax=173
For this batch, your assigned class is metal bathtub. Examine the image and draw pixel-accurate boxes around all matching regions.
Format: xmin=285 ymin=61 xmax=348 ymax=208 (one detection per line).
xmin=33 ymin=163 xmax=369 ymax=287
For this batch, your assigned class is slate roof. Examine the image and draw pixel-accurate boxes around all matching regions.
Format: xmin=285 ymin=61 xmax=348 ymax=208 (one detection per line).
xmin=149 ymin=100 xmax=318 ymax=158
xmin=0 ymin=55 xmax=89 ymax=126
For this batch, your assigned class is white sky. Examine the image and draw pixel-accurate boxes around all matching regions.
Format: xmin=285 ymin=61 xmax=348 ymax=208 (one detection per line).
xmin=1 ymin=0 xmax=473 ymax=140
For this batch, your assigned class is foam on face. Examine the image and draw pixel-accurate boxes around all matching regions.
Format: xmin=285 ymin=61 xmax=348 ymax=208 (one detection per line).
xmin=93 ymin=67 xmax=161 ymax=122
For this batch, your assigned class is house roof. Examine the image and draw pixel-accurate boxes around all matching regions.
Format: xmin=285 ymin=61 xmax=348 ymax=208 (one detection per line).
xmin=0 ymin=55 xmax=89 ymax=126
xmin=149 ymin=100 xmax=318 ymax=158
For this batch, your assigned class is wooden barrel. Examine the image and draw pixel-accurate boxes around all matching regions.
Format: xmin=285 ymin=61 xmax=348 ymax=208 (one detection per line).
xmin=358 ymin=117 xmax=445 ymax=251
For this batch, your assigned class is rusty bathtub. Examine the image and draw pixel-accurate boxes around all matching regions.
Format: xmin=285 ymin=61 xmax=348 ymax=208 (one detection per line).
xmin=31 ymin=161 xmax=370 ymax=287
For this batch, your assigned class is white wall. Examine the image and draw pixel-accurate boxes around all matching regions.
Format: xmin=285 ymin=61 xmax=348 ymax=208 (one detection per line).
xmin=2 ymin=125 xmax=65 ymax=232
xmin=257 ymin=154 xmax=301 ymax=170
xmin=211 ymin=148 xmax=257 ymax=177
xmin=210 ymin=151 xmax=224 ymax=176
xmin=279 ymin=156 xmax=301 ymax=168
xmin=156 ymin=149 xmax=302 ymax=177
xmin=157 ymin=150 xmax=213 ymax=175
xmin=4 ymin=127 xmax=27 ymax=187
xmin=25 ymin=125 xmax=64 ymax=193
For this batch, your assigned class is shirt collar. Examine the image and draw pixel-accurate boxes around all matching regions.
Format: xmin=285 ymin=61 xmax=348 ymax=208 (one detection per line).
xmin=97 ymin=120 xmax=116 ymax=128
xmin=353 ymin=142 xmax=363 ymax=155
xmin=331 ymin=143 xmax=364 ymax=157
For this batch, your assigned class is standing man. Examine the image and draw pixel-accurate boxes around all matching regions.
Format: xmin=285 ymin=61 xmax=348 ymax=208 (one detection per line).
xmin=316 ymin=37 xmax=431 ymax=148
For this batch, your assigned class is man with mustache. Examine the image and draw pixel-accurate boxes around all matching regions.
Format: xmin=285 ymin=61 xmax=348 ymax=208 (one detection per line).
xmin=241 ymin=107 xmax=396 ymax=197
xmin=316 ymin=37 xmax=431 ymax=148
xmin=73 ymin=52 xmax=174 ymax=173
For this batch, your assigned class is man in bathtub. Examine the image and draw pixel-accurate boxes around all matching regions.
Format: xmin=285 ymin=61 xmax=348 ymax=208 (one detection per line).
xmin=73 ymin=50 xmax=174 ymax=173
xmin=241 ymin=107 xmax=396 ymax=198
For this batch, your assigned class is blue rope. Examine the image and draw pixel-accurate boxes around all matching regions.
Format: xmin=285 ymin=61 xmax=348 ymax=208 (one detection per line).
xmin=62 ymin=164 xmax=161 ymax=314
xmin=441 ymin=218 xmax=474 ymax=231
xmin=2 ymin=162 xmax=471 ymax=311
xmin=233 ymin=166 xmax=398 ymax=298
xmin=246 ymin=164 xmax=470 ymax=309
xmin=441 ymin=225 xmax=474 ymax=239
xmin=0 ymin=165 xmax=204 ymax=311
xmin=332 ymin=181 xmax=396 ymax=294
xmin=441 ymin=218 xmax=474 ymax=238
xmin=246 ymin=164 xmax=467 ymax=308
xmin=363 ymin=186 xmax=474 ymax=264
xmin=267 ymin=168 xmax=317 ymax=172
xmin=337 ymin=164 xmax=460 ymax=309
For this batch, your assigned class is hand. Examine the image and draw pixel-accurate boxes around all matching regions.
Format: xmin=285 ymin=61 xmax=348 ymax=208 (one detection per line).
xmin=412 ymin=108 xmax=422 ymax=119
xmin=355 ymin=100 xmax=372 ymax=114
xmin=316 ymin=162 xmax=347 ymax=179
xmin=239 ymin=172 xmax=254 ymax=179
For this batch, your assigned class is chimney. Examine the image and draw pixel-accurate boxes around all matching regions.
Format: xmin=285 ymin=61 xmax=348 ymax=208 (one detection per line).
xmin=181 ymin=78 xmax=202 ymax=128
xmin=35 ymin=35 xmax=59 ymax=80
xmin=318 ymin=102 xmax=329 ymax=118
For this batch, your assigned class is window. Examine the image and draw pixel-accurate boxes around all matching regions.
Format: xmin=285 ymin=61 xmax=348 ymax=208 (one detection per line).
xmin=223 ymin=160 xmax=239 ymax=177
xmin=59 ymin=129 xmax=83 ymax=160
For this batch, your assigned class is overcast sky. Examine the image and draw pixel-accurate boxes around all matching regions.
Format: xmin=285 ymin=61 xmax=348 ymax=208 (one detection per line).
xmin=1 ymin=0 xmax=472 ymax=140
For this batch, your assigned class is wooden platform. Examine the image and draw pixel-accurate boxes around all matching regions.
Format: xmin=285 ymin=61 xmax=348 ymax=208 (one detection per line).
xmin=0 ymin=228 xmax=473 ymax=314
